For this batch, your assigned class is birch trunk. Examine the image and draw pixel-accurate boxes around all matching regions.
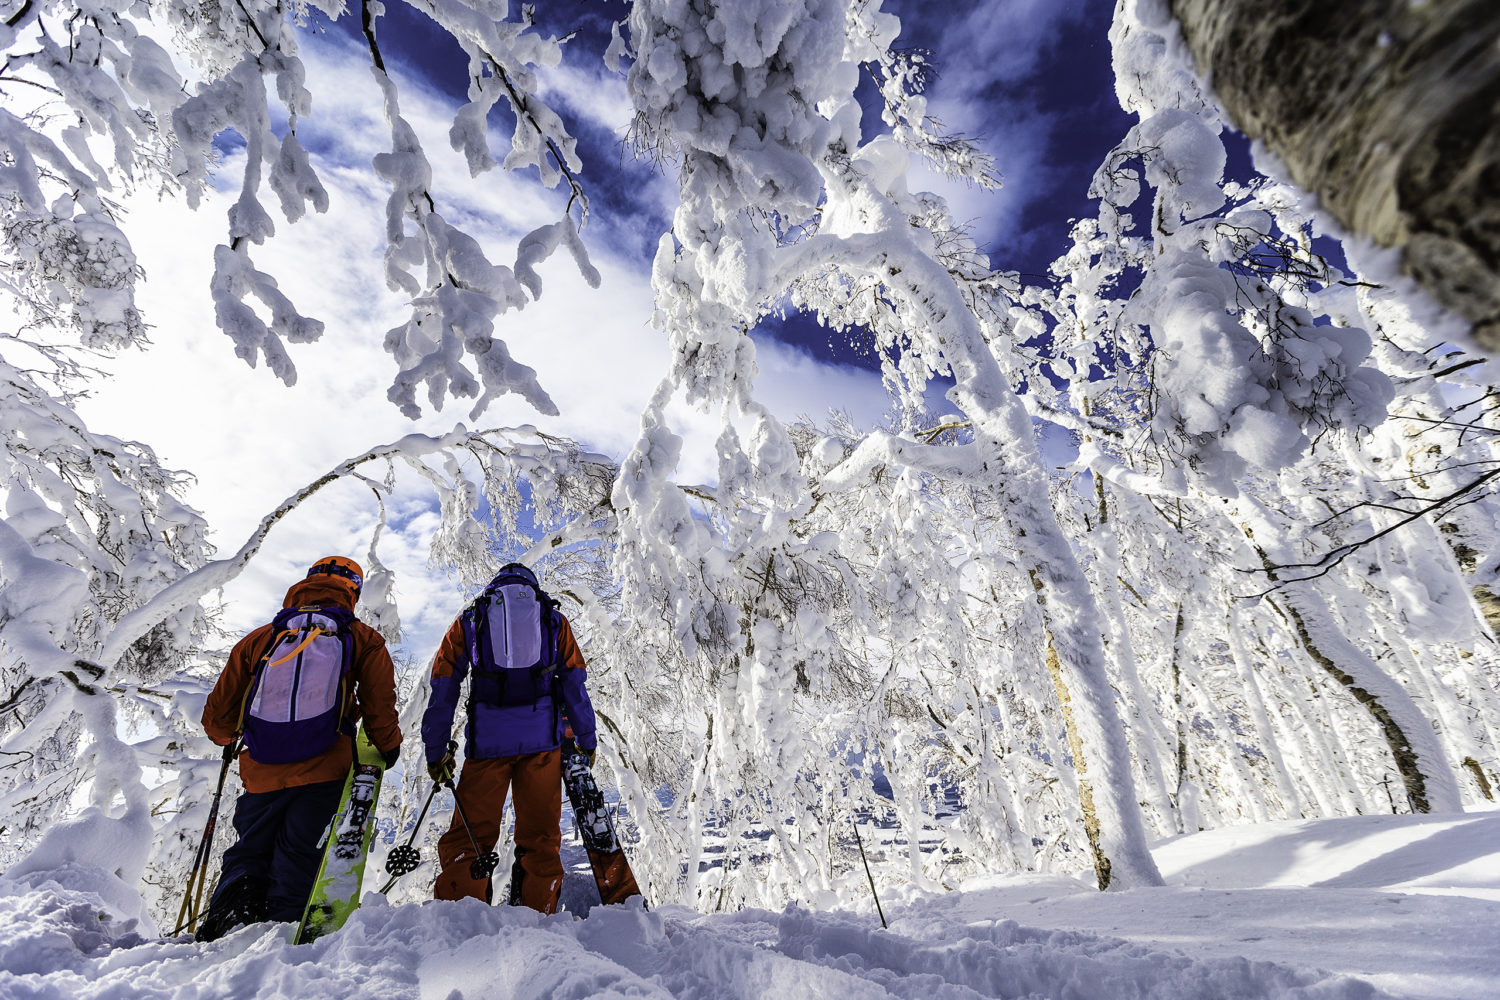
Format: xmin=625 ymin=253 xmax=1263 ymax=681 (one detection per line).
xmin=1261 ymin=567 xmax=1461 ymax=813
xmin=1170 ymin=0 xmax=1500 ymax=350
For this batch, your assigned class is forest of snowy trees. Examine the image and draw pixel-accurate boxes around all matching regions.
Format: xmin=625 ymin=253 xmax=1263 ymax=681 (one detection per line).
xmin=0 ymin=0 xmax=1497 ymax=931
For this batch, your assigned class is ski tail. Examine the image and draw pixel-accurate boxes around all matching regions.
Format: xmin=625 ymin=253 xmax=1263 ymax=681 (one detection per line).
xmin=294 ymin=730 xmax=387 ymax=944
xmin=584 ymin=847 xmax=641 ymax=905
xmin=560 ymin=738 xmax=643 ymax=908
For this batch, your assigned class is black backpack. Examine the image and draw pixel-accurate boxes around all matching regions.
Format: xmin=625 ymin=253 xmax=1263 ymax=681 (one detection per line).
xmin=460 ymin=564 xmax=560 ymax=708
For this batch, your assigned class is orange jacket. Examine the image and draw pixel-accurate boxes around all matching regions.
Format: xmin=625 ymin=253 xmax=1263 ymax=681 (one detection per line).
xmin=202 ymin=577 xmax=402 ymax=794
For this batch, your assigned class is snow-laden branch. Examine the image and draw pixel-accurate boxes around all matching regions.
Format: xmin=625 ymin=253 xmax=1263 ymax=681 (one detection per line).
xmin=1257 ymin=468 xmax=1500 ymax=586
xmin=99 ymin=427 xmax=484 ymax=667
xmin=820 ymin=429 xmax=983 ymax=491
xmin=0 ymin=0 xmax=598 ymax=422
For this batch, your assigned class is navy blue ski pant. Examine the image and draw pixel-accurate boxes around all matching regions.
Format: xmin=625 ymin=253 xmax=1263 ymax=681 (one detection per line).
xmin=211 ymin=778 xmax=345 ymax=923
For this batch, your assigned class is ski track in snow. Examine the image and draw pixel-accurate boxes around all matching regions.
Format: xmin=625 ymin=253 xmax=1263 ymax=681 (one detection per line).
xmin=1 ymin=810 xmax=1496 ymax=1000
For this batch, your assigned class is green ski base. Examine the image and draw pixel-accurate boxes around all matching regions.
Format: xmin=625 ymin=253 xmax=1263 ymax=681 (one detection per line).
xmin=294 ymin=730 xmax=386 ymax=944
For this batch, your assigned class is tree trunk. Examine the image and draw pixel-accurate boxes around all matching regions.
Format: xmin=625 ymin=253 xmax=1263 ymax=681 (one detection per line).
xmin=1275 ymin=594 xmax=1428 ymax=812
xmin=1252 ymin=543 xmax=1460 ymax=813
xmin=1462 ymin=757 xmax=1494 ymax=801
xmin=1086 ymin=481 xmax=1178 ymax=836
xmin=1030 ymin=571 xmax=1112 ymax=890
xmin=1468 ymin=583 xmax=1500 ymax=639
xmin=1169 ymin=0 xmax=1500 ymax=350
xmin=1169 ymin=603 xmax=1191 ymax=827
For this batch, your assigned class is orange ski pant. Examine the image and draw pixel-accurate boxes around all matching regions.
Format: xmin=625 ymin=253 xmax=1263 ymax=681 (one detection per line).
xmin=434 ymin=750 xmax=563 ymax=913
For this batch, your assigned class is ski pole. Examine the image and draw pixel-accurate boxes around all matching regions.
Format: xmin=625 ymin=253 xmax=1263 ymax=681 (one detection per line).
xmin=173 ymin=740 xmax=238 ymax=937
xmin=446 ymin=778 xmax=501 ymax=880
xmin=378 ymin=781 xmax=441 ymax=894
xmin=851 ymin=816 xmax=887 ymax=930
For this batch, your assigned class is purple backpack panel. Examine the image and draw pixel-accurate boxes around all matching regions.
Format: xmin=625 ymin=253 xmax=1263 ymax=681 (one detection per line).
xmin=243 ymin=606 xmax=355 ymax=765
xmin=465 ymin=571 xmax=558 ymax=709
xmin=485 ymin=583 xmax=546 ymax=668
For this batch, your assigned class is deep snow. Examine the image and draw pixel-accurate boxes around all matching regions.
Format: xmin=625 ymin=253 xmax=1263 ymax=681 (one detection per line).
xmin=1 ymin=808 xmax=1495 ymax=999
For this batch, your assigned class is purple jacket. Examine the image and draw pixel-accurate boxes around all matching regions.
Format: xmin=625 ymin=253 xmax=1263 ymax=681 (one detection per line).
xmin=421 ymin=607 xmax=597 ymax=762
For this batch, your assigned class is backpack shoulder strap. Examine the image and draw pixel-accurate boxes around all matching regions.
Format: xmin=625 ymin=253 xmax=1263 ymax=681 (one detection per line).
xmin=324 ymin=606 xmax=358 ymax=727
xmin=233 ymin=612 xmax=299 ymax=736
xmin=460 ymin=593 xmax=496 ymax=724
xmin=460 ymin=596 xmax=485 ymax=671
xmin=539 ymin=594 xmax=561 ymax=668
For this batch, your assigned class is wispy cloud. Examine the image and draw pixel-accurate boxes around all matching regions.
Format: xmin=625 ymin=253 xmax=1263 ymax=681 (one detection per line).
xmin=926 ymin=0 xmax=1091 ymax=95
xmin=889 ymin=0 xmax=1113 ymax=271
xmin=75 ymin=26 xmax=890 ymax=658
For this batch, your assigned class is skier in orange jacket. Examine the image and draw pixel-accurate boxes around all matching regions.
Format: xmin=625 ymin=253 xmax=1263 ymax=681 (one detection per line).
xmin=197 ymin=556 xmax=402 ymax=940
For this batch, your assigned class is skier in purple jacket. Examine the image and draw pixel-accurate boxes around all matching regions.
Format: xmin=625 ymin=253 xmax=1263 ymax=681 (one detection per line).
xmin=420 ymin=563 xmax=596 ymax=912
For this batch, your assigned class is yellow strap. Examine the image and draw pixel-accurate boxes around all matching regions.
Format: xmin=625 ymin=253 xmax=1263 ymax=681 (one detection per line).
xmin=267 ymin=627 xmax=327 ymax=669
xmin=233 ymin=624 xmax=323 ymax=735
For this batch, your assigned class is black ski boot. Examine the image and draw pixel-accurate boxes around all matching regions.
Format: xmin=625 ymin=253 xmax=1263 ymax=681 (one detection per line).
xmin=194 ymin=876 xmax=270 ymax=943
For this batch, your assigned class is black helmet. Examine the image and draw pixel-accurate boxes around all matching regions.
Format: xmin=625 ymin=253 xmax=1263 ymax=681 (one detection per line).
xmin=494 ymin=562 xmax=538 ymax=588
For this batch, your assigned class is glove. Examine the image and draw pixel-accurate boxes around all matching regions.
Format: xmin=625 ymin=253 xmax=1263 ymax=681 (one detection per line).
xmin=583 ymin=748 xmax=596 ymax=770
xmin=380 ymin=745 xmax=401 ymax=769
xmin=427 ymin=750 xmax=456 ymax=784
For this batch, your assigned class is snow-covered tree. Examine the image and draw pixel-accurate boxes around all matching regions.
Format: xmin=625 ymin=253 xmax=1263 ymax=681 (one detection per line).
xmin=0 ymin=0 xmax=596 ymax=419
xmin=2 ymin=0 xmax=1499 ymax=928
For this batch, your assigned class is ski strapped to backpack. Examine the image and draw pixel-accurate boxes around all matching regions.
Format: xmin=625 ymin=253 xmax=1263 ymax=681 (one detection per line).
xmin=460 ymin=565 xmax=562 ymax=711
xmin=237 ymin=605 xmax=357 ymax=765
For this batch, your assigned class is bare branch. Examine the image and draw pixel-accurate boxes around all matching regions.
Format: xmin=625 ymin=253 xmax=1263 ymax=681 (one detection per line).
xmin=1254 ymin=466 xmax=1500 ymax=587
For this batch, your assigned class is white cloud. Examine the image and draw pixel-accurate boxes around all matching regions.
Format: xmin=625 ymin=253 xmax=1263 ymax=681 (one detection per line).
xmin=73 ymin=28 xmax=891 ymax=662
xmin=536 ymin=44 xmax=638 ymax=141
xmin=896 ymin=0 xmax=1096 ymax=266
xmin=908 ymin=114 xmax=1052 ymax=264
xmin=927 ymin=0 xmax=1089 ymax=95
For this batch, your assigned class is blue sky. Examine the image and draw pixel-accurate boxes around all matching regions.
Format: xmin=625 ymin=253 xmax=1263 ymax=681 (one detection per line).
xmin=309 ymin=0 xmax=1133 ymax=367
xmin=78 ymin=0 xmax=1146 ymax=657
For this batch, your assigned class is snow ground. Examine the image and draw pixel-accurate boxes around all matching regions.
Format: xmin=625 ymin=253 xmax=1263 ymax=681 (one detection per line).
xmin=1 ymin=809 xmax=1495 ymax=1000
